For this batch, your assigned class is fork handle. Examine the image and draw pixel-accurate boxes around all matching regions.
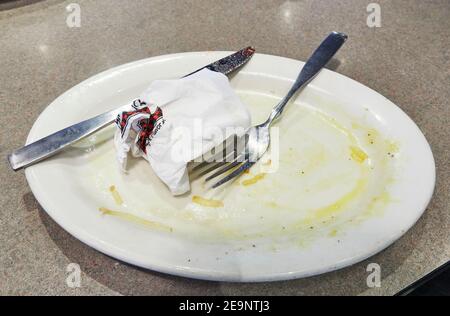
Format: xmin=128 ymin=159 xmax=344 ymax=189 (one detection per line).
xmin=267 ymin=31 xmax=348 ymax=125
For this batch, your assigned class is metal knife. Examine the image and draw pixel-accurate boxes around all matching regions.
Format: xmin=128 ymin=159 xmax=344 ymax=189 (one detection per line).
xmin=8 ymin=47 xmax=255 ymax=171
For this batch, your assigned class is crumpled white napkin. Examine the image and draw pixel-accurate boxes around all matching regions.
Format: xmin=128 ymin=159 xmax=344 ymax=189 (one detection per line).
xmin=114 ymin=69 xmax=251 ymax=195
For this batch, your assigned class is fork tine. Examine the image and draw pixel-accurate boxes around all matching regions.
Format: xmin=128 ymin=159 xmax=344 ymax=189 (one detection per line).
xmin=194 ymin=161 xmax=227 ymax=178
xmin=204 ymin=153 xmax=245 ymax=182
xmin=211 ymin=160 xmax=255 ymax=188
xmin=192 ymin=143 xmax=240 ymax=177
xmin=191 ymin=160 xmax=210 ymax=172
xmin=192 ymin=134 xmax=239 ymax=172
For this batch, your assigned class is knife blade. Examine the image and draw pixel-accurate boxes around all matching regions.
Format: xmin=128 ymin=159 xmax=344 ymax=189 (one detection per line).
xmin=8 ymin=47 xmax=255 ymax=171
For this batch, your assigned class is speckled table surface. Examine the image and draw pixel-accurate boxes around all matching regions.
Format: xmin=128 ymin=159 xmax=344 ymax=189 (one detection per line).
xmin=1 ymin=0 xmax=449 ymax=296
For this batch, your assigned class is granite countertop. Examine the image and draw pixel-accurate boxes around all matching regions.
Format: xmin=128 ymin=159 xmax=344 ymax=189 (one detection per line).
xmin=1 ymin=0 xmax=449 ymax=295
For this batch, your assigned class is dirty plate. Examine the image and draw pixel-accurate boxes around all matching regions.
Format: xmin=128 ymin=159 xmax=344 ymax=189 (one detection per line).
xmin=25 ymin=52 xmax=435 ymax=281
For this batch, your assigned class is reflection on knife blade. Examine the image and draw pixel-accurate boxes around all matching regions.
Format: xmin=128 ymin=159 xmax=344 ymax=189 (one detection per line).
xmin=185 ymin=46 xmax=255 ymax=77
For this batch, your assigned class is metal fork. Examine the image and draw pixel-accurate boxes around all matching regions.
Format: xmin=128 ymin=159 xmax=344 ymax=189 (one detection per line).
xmin=201 ymin=32 xmax=348 ymax=188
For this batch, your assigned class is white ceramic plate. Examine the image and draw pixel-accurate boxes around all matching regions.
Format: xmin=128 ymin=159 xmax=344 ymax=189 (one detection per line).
xmin=25 ymin=52 xmax=435 ymax=282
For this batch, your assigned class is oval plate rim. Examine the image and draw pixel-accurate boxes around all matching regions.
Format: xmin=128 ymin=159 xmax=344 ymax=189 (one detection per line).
xmin=24 ymin=51 xmax=436 ymax=282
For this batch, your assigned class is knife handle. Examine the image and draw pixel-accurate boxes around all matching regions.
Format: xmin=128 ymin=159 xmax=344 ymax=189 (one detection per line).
xmin=8 ymin=107 xmax=122 ymax=171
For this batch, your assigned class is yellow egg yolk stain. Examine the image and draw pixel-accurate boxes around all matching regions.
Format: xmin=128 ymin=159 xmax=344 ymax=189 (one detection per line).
xmin=192 ymin=196 xmax=224 ymax=208
xmin=295 ymin=170 xmax=369 ymax=229
xmin=350 ymin=146 xmax=368 ymax=163
xmin=386 ymin=140 xmax=400 ymax=154
xmin=242 ymin=173 xmax=266 ymax=186
xmin=328 ymin=229 xmax=338 ymax=237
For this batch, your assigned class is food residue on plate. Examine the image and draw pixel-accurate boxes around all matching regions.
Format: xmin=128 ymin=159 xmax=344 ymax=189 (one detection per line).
xmin=99 ymin=207 xmax=173 ymax=232
xmin=266 ymin=201 xmax=278 ymax=208
xmin=328 ymin=229 xmax=338 ymax=237
xmin=109 ymin=185 xmax=123 ymax=205
xmin=192 ymin=195 xmax=224 ymax=208
xmin=349 ymin=146 xmax=368 ymax=163
xmin=263 ymin=159 xmax=272 ymax=166
xmin=241 ymin=173 xmax=266 ymax=186
xmin=84 ymin=92 xmax=400 ymax=247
